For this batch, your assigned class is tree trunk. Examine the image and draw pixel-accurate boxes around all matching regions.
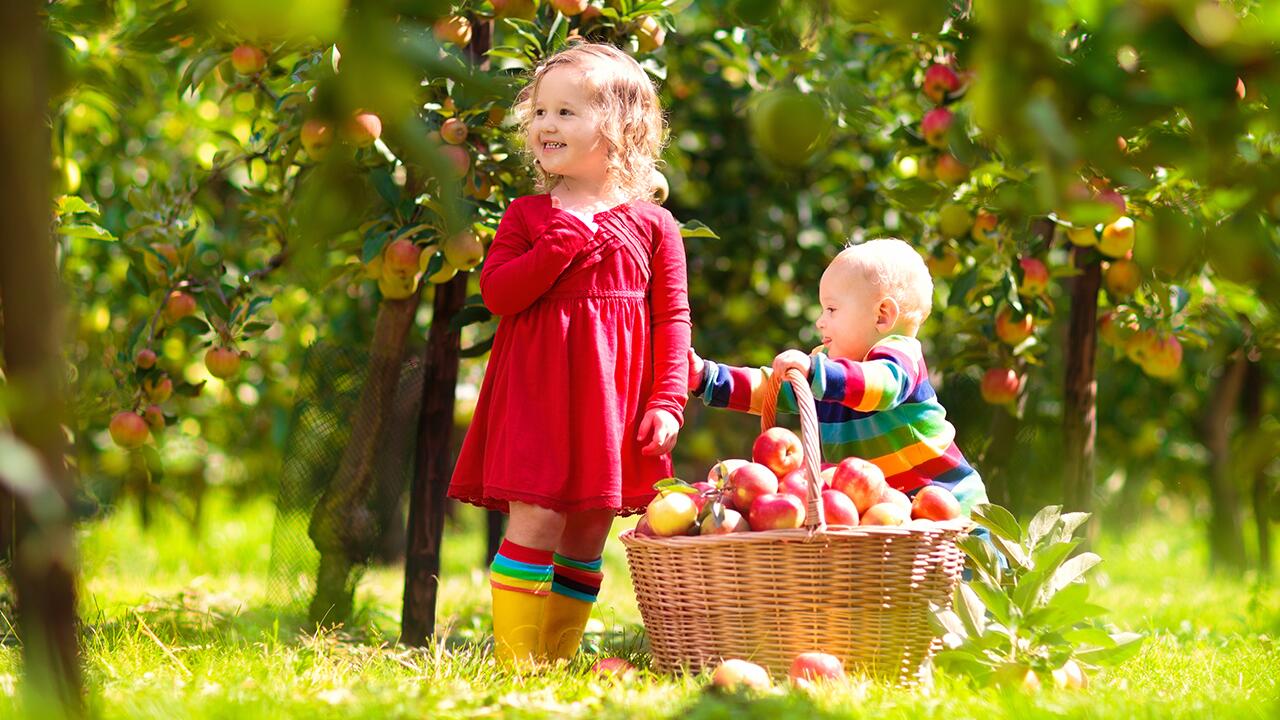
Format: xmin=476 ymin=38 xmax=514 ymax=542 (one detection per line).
xmin=1241 ymin=359 xmax=1269 ymax=576
xmin=979 ymin=386 xmax=1026 ymax=510
xmin=1200 ymin=354 xmax=1249 ymax=573
xmin=0 ymin=1 xmax=83 ymax=712
xmin=399 ymin=274 xmax=468 ymax=646
xmin=1063 ymin=246 xmax=1101 ymax=542
xmin=307 ymin=289 xmax=423 ymax=626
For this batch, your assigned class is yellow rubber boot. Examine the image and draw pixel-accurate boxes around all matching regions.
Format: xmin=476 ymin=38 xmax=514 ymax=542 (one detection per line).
xmin=490 ymin=540 xmax=554 ymax=667
xmin=539 ymin=554 xmax=603 ymax=662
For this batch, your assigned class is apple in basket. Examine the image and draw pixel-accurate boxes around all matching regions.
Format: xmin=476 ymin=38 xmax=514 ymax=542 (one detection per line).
xmin=690 ymin=481 xmax=716 ymax=513
xmin=789 ymin=652 xmax=846 ymax=688
xmin=711 ymin=659 xmax=772 ymax=692
xmin=860 ymin=502 xmax=909 ymax=526
xmin=830 ymin=457 xmax=887 ymax=513
xmin=700 ymin=507 xmax=751 ymax=535
xmin=727 ymin=462 xmax=778 ymax=511
xmin=634 ymin=515 xmax=656 ymax=537
xmin=820 ymin=465 xmax=837 ymax=487
xmin=911 ymin=485 xmax=961 ymax=521
xmin=707 ymin=458 xmax=750 ymax=485
xmin=645 ymin=491 xmax=697 ymax=537
xmin=748 ymin=493 xmax=805 ymax=530
xmin=752 ymin=427 xmax=804 ymax=477
xmin=821 ymin=489 xmax=859 ymax=526
xmin=879 ymin=487 xmax=913 ymax=515
xmin=777 ymin=468 xmax=810 ymax=500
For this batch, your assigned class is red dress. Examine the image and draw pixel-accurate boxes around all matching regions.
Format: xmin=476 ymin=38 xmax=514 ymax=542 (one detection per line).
xmin=448 ymin=194 xmax=691 ymax=516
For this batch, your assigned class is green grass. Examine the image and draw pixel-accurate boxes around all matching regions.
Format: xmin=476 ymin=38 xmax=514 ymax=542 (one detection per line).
xmin=2 ymin=494 xmax=1278 ymax=719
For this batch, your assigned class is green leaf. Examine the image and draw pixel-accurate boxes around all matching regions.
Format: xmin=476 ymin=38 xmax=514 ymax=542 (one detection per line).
xmin=55 ymin=195 xmax=99 ymax=216
xmin=1027 ymin=505 xmax=1061 ymax=548
xmin=958 ymin=535 xmax=1004 ymax=583
xmin=459 ymin=336 xmax=494 ymax=358
xmin=971 ymin=503 xmax=1023 ymax=544
xmin=1062 ymin=627 xmax=1115 ymax=647
xmin=931 ymin=607 xmax=969 ymax=641
xmin=989 ymin=533 xmax=1030 ymax=572
xmin=449 ymin=305 xmax=492 ymax=332
xmin=58 ymin=223 xmax=116 ymax=241
xmin=652 ymin=477 xmax=695 ymax=493
xmin=175 ymin=381 xmax=205 ymax=398
xmin=1075 ymin=632 xmax=1144 ymax=665
xmin=371 ymin=168 xmax=401 ymax=209
xmin=1048 ymin=552 xmax=1102 ymax=595
xmin=362 ymin=232 xmax=390 ymax=263
xmin=174 ymin=316 xmax=211 ymax=336
xmin=954 ymin=583 xmax=988 ymax=638
xmin=679 ymin=219 xmax=720 ymax=239
xmin=968 ymin=577 xmax=1013 ymax=626
xmin=1054 ymin=512 xmax=1091 ymax=543
xmin=242 ymin=321 xmax=273 ymax=335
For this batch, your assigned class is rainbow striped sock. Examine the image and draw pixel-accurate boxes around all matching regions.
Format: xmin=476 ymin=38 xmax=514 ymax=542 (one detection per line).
xmin=551 ymin=553 xmax=603 ymax=602
xmin=490 ymin=540 xmax=554 ymax=596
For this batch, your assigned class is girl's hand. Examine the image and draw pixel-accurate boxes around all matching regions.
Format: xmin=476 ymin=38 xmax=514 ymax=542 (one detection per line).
xmin=772 ymin=349 xmax=811 ymax=379
xmin=637 ymin=408 xmax=680 ymax=456
xmin=688 ymin=348 xmax=705 ymax=394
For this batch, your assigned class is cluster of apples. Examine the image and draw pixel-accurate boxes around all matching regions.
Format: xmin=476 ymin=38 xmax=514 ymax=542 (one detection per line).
xmin=363 ymin=231 xmax=485 ymax=300
xmin=913 ymin=61 xmax=971 ymax=186
xmin=637 ymin=427 xmax=963 ymax=538
xmin=1098 ymin=306 xmax=1184 ymax=380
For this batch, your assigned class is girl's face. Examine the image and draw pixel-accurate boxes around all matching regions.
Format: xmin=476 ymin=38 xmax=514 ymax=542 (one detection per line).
xmin=528 ymin=66 xmax=610 ymax=187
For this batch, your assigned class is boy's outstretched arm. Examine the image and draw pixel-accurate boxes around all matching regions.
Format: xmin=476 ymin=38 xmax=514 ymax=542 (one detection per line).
xmin=689 ymin=348 xmax=797 ymax=416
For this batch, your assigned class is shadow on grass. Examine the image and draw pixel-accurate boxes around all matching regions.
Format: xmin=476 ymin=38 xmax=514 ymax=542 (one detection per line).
xmin=662 ymin=688 xmax=845 ymax=720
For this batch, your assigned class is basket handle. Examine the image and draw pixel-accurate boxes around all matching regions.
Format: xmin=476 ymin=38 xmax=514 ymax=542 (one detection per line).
xmin=760 ymin=367 xmax=826 ymax=531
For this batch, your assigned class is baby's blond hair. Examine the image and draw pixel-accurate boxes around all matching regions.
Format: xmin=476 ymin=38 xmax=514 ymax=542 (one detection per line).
xmin=513 ymin=42 xmax=666 ymax=202
xmin=835 ymin=239 xmax=935 ymax=333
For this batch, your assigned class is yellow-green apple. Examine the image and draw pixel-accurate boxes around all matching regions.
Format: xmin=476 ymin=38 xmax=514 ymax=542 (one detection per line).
xmin=879 ymin=487 xmax=912 ymax=514
xmin=752 ymin=426 xmax=804 ymax=477
xmin=440 ymin=117 xmax=468 ymax=145
xmin=135 ymin=348 xmax=157 ymax=369
xmin=980 ymin=367 xmax=1022 ymax=405
xmin=383 ymin=239 xmax=422 ymax=280
xmin=1125 ymin=327 xmax=1157 ymax=364
xmin=427 ymin=259 xmax=458 ymax=284
xmin=1098 ymin=216 xmax=1135 ymax=258
xmin=1019 ymin=257 xmax=1049 ymax=296
xmin=433 ymin=16 xmax=472 ymax=46
xmin=492 ymin=0 xmax=538 ymax=20
xmin=922 ymin=63 xmax=960 ymax=103
xmin=935 ymin=152 xmax=969 ymax=184
xmin=708 ymin=458 xmax=749 ymax=485
xmin=971 ymin=208 xmax=998 ymax=243
xmin=230 ymin=45 xmax=266 ymax=75
xmin=345 ymin=112 xmax=382 ymax=148
xmin=143 ymin=404 xmax=165 ymax=430
xmin=205 ymin=346 xmax=241 ymax=379
xmin=300 ymin=119 xmax=332 ymax=159
xmin=645 ymin=491 xmax=697 ymax=537
xmin=551 ymin=0 xmax=589 ymax=14
xmin=378 ymin=273 xmax=418 ymax=300
xmin=592 ymin=657 xmax=637 ymax=678
xmin=777 ymin=469 xmax=810 ymax=501
xmin=789 ymin=652 xmax=846 ymax=688
xmin=830 ymin=457 xmax=887 ymax=513
xmin=636 ymin=15 xmax=666 ymax=52
xmin=938 ymin=202 xmax=971 ymax=239
xmin=711 ymin=659 xmax=771 ymax=692
xmin=1104 ymin=258 xmax=1140 ymax=296
xmin=1066 ymin=225 xmax=1097 ymax=247
xmin=926 ymin=246 xmax=960 ymax=278
xmin=163 ymin=290 xmax=196 ymax=324
xmin=700 ymin=507 xmax=750 ymax=535
xmin=995 ymin=306 xmax=1034 ymax=345
xmin=921 ymin=107 xmax=953 ymax=148
xmin=1051 ymin=659 xmax=1087 ymax=690
xmin=109 ymin=411 xmax=149 ymax=448
xmin=821 ymin=489 xmax=859 ymax=526
xmin=1141 ymin=333 xmax=1182 ymax=379
xmin=444 ymin=230 xmax=484 ymax=270
xmin=143 ymin=243 xmax=180 ymax=277
xmin=910 ymin=485 xmax=961 ymax=521
xmin=860 ymin=502 xmax=909 ymax=526
xmin=748 ymin=493 xmax=805 ymax=530
xmin=143 ymin=375 xmax=173 ymax=403
xmin=651 ymin=170 xmax=669 ymax=205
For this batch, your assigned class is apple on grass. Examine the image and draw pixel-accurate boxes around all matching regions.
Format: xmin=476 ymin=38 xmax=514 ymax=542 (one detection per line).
xmin=748 ymin=493 xmax=805 ymax=530
xmin=711 ymin=659 xmax=771 ymax=692
xmin=789 ymin=652 xmax=846 ymax=688
xmin=727 ymin=462 xmax=777 ymax=511
xmin=591 ymin=657 xmax=637 ymax=679
xmin=752 ymin=426 xmax=804 ymax=477
xmin=829 ymin=457 xmax=887 ymax=513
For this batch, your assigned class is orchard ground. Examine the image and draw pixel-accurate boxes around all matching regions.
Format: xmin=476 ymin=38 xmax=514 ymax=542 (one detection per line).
xmin=1 ymin=494 xmax=1277 ymax=719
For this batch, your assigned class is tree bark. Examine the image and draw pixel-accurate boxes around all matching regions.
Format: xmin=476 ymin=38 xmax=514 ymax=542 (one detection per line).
xmin=0 ymin=0 xmax=83 ymax=712
xmin=307 ymin=289 xmax=423 ymax=626
xmin=1241 ymin=359 xmax=1269 ymax=576
xmin=1200 ymin=354 xmax=1249 ymax=573
xmin=979 ymin=386 xmax=1026 ymax=510
xmin=1063 ymin=246 xmax=1101 ymax=541
xmin=399 ymin=274 xmax=468 ymax=646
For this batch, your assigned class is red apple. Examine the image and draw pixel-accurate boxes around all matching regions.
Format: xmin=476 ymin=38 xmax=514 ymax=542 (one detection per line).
xmin=829 ymin=457 xmax=887 ymax=513
xmin=1104 ymin=258 xmax=1140 ymax=297
xmin=135 ymin=348 xmax=157 ymax=369
xmin=440 ymin=117 xmax=468 ymax=145
xmin=752 ymin=426 xmax=803 ymax=477
xmin=300 ymin=119 xmax=332 ymax=159
xmin=777 ymin=469 xmax=810 ymax=501
xmin=707 ymin=458 xmax=749 ymax=486
xmin=935 ymin=152 xmax=969 ymax=184
xmin=789 ymin=652 xmax=846 ymax=688
xmin=689 ymin=481 xmax=715 ymax=512
xmin=748 ymin=493 xmax=805 ymax=531
xmin=699 ymin=508 xmax=751 ymax=535
xmin=440 ymin=144 xmax=471 ymax=179
xmin=711 ymin=659 xmax=771 ymax=692
xmin=143 ymin=404 xmax=165 ymax=431
xmin=971 ymin=209 xmax=999 ymax=243
xmin=230 ymin=45 xmax=266 ymax=75
xmin=645 ymin=491 xmax=697 ymax=537
xmin=550 ymin=0 xmax=589 ymax=15
xmin=345 ymin=112 xmax=382 ymax=148
xmin=433 ymin=16 xmax=472 ymax=47
xmin=1141 ymin=333 xmax=1183 ymax=379
xmin=922 ymin=63 xmax=960 ymax=103
xmin=205 ymin=346 xmax=241 ymax=379
xmin=634 ymin=516 xmax=655 ymax=537
xmin=636 ymin=15 xmax=666 ymax=53
xmin=879 ymin=487 xmax=912 ymax=515
xmin=911 ymin=486 xmax=961 ymax=521
xmin=728 ymin=462 xmax=778 ymax=511
xmin=921 ymin=107 xmax=953 ymax=147
xmin=821 ymin=489 xmax=859 ymax=526
xmin=109 ymin=411 xmax=149 ymax=449
xmin=1097 ymin=189 xmax=1127 ymax=223
xmin=980 ymin=367 xmax=1022 ymax=406
xmin=1019 ymin=257 xmax=1049 ymax=296
xmin=143 ymin=375 xmax=173 ymax=403
xmin=592 ymin=657 xmax=637 ymax=679
xmin=860 ymin=502 xmax=909 ymax=526
xmin=383 ymin=239 xmax=422 ymax=279
xmin=163 ymin=290 xmax=197 ymax=324
xmin=995 ymin=306 xmax=1034 ymax=345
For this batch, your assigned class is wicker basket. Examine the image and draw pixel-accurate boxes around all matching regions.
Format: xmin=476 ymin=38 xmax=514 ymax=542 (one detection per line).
xmin=620 ymin=368 xmax=968 ymax=685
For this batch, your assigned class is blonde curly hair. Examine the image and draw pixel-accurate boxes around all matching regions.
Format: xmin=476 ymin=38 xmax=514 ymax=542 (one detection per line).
xmin=513 ymin=41 xmax=666 ymax=202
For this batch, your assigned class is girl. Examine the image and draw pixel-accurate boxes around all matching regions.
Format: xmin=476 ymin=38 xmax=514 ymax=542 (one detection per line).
xmin=447 ymin=42 xmax=691 ymax=666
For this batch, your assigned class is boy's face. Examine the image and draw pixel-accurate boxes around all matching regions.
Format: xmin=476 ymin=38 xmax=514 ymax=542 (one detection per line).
xmin=816 ymin=260 xmax=885 ymax=361
xmin=527 ymin=67 xmax=609 ymax=186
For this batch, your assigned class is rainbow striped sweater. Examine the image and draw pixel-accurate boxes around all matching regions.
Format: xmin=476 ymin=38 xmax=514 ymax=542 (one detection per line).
xmin=694 ymin=335 xmax=988 ymax=514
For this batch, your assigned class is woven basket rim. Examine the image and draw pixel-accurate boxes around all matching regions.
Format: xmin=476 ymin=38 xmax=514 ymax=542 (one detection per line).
xmin=619 ymin=519 xmax=973 ymax=546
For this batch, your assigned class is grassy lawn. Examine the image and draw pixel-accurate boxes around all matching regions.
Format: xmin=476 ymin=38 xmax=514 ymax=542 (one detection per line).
xmin=2 ymin=493 xmax=1277 ymax=718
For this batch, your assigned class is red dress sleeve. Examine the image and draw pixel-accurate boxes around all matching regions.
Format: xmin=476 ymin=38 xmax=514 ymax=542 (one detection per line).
xmin=645 ymin=208 xmax=692 ymax=425
xmin=479 ymin=198 xmax=589 ymax=316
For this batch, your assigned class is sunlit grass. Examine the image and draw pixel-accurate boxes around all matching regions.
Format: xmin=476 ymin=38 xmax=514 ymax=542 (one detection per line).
xmin=1 ymin=494 xmax=1277 ymax=718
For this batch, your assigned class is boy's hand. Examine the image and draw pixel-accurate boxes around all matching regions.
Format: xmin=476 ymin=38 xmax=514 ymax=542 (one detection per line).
xmin=637 ymin=408 xmax=680 ymax=456
xmin=773 ymin=349 xmax=811 ymax=379
xmin=688 ymin=348 xmax=705 ymax=394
